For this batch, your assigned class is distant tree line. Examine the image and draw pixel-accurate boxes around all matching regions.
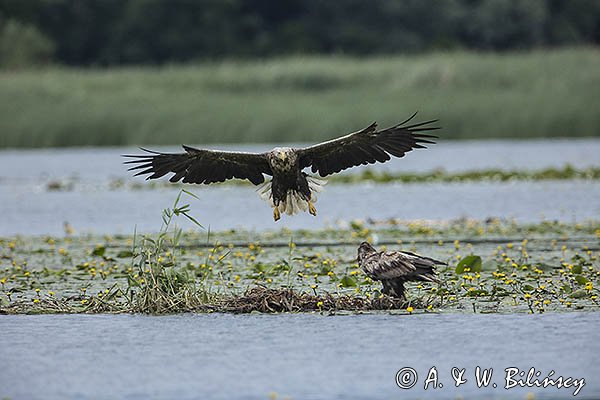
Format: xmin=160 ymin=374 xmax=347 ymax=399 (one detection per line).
xmin=0 ymin=0 xmax=598 ymax=67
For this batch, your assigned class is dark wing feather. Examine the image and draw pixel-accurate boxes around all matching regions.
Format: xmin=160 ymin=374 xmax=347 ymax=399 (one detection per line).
xmin=296 ymin=112 xmax=439 ymax=177
xmin=369 ymin=251 xmax=442 ymax=282
xmin=368 ymin=252 xmax=418 ymax=280
xmin=124 ymin=146 xmax=272 ymax=185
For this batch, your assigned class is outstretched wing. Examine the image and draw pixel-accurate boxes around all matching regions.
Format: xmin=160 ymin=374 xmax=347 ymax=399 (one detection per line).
xmin=296 ymin=112 xmax=439 ymax=177
xmin=124 ymin=145 xmax=272 ymax=185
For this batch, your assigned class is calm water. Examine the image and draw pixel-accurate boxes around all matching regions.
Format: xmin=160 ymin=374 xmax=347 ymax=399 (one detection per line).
xmin=0 ymin=312 xmax=598 ymax=400
xmin=1 ymin=139 xmax=599 ymax=183
xmin=1 ymin=140 xmax=599 ymax=400
xmin=0 ymin=139 xmax=599 ymax=236
xmin=1 ymin=180 xmax=599 ymax=236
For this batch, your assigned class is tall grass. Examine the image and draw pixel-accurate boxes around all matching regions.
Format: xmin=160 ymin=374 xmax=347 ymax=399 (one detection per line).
xmin=1 ymin=47 xmax=598 ymax=148
xmin=126 ymin=189 xmax=214 ymax=313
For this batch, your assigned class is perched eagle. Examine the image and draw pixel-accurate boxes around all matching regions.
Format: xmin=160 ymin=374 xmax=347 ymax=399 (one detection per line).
xmin=357 ymin=241 xmax=444 ymax=300
xmin=124 ymin=112 xmax=438 ymax=221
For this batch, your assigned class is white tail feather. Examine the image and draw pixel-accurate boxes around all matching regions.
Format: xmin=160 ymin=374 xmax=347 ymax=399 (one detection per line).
xmin=256 ymin=175 xmax=327 ymax=216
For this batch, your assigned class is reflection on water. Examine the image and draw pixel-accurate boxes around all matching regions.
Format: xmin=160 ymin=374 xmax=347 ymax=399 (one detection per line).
xmin=0 ymin=312 xmax=598 ymax=400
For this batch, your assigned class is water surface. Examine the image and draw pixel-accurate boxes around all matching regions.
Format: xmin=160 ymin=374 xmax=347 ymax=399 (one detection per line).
xmin=1 ymin=312 xmax=598 ymax=400
xmin=0 ymin=139 xmax=598 ymax=236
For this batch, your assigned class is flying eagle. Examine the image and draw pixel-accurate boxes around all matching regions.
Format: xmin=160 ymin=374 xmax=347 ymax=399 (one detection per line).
xmin=124 ymin=112 xmax=438 ymax=221
xmin=357 ymin=242 xmax=444 ymax=300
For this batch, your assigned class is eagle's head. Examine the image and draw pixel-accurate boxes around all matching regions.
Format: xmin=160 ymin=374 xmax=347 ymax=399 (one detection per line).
xmin=358 ymin=241 xmax=376 ymax=260
xmin=268 ymin=147 xmax=297 ymax=171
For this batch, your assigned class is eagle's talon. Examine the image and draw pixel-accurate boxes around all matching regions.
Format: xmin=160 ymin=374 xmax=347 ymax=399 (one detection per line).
xmin=308 ymin=201 xmax=317 ymax=216
xmin=273 ymin=207 xmax=281 ymax=221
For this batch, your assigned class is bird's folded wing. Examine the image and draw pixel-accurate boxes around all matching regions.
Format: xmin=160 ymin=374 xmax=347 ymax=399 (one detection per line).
xmin=124 ymin=146 xmax=272 ymax=185
xmin=296 ymin=112 xmax=439 ymax=177
xmin=370 ymin=252 xmax=417 ymax=280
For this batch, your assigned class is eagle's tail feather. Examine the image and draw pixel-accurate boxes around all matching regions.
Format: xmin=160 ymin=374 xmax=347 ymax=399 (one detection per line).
xmin=256 ymin=176 xmax=327 ymax=217
xmin=307 ymin=175 xmax=327 ymax=198
xmin=256 ymin=180 xmax=272 ymax=201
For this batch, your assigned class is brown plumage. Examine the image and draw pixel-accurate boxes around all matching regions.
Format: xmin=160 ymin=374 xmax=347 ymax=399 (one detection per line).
xmin=124 ymin=112 xmax=439 ymax=221
xmin=357 ymin=242 xmax=444 ymax=300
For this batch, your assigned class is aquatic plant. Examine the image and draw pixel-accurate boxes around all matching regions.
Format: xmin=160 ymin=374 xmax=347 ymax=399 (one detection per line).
xmin=0 ymin=219 xmax=598 ymax=315
xmin=123 ymin=189 xmax=216 ymax=313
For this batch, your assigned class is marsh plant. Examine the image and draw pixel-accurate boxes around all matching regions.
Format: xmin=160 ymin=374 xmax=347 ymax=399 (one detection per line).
xmin=126 ymin=189 xmax=214 ymax=313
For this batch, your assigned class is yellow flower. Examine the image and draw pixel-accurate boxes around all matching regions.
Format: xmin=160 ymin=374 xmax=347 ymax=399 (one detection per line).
xmin=524 ymin=293 xmax=532 ymax=299
xmin=316 ymin=301 xmax=324 ymax=308
xmin=406 ymin=306 xmax=414 ymax=313
xmin=33 ymin=298 xmax=39 ymax=303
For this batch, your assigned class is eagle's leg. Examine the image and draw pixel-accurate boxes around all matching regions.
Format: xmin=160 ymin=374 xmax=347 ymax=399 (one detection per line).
xmin=307 ymin=200 xmax=317 ymax=216
xmin=273 ymin=207 xmax=281 ymax=221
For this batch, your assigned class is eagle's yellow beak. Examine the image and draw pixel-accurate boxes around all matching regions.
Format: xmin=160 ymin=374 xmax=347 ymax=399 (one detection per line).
xmin=278 ymin=151 xmax=286 ymax=161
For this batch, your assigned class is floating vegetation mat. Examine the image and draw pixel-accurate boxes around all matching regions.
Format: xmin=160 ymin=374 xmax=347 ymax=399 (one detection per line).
xmin=1 ymin=219 xmax=598 ymax=315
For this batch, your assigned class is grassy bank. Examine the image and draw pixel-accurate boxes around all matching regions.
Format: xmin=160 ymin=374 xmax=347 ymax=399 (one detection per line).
xmin=1 ymin=47 xmax=599 ymax=148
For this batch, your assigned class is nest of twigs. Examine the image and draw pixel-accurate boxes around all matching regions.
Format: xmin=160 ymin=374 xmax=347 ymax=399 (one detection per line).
xmin=1 ymin=286 xmax=419 ymax=315
xmin=217 ymin=286 xmax=408 ymax=313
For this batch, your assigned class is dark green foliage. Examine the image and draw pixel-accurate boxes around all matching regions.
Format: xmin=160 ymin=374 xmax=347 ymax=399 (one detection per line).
xmin=0 ymin=0 xmax=598 ymax=66
xmin=0 ymin=18 xmax=54 ymax=68
xmin=455 ymin=255 xmax=483 ymax=274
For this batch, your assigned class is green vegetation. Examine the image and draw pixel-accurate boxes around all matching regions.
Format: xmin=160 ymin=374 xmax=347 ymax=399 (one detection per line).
xmin=1 ymin=217 xmax=598 ymax=315
xmin=0 ymin=19 xmax=54 ymax=69
xmin=2 ymin=0 xmax=598 ymax=65
xmin=326 ymin=165 xmax=600 ymax=185
xmin=1 ymin=47 xmax=599 ymax=148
